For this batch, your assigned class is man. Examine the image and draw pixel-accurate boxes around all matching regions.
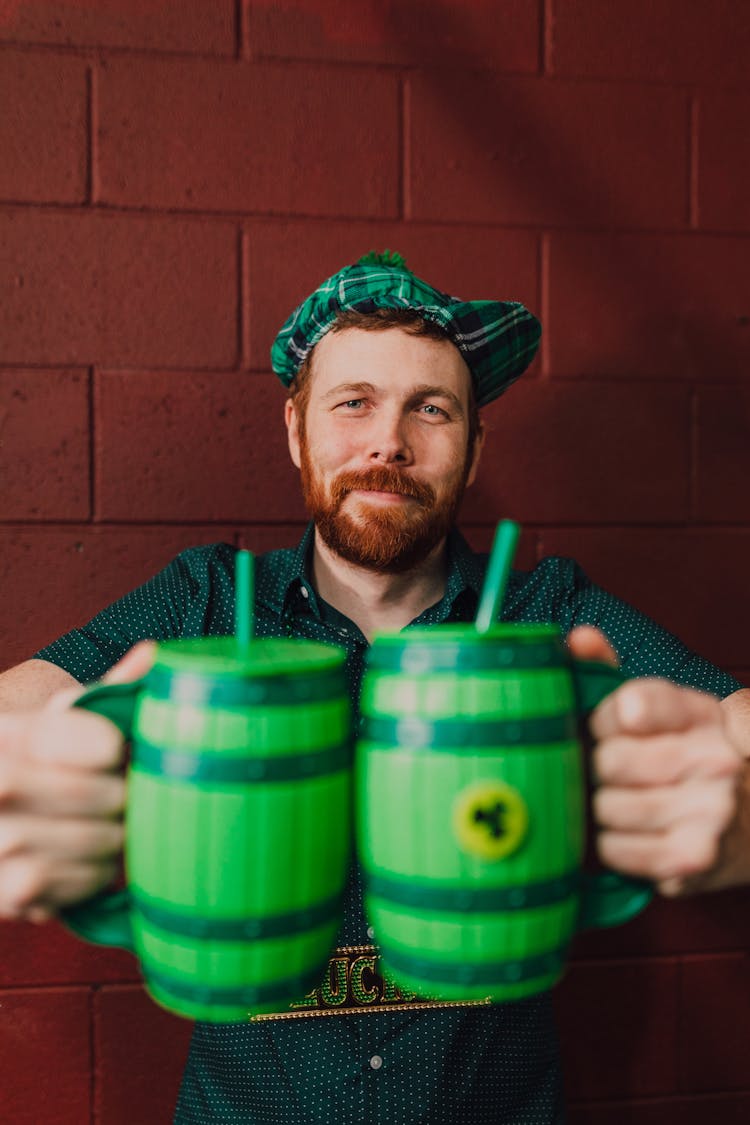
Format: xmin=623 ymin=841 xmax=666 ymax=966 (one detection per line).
xmin=0 ymin=252 xmax=747 ymax=1123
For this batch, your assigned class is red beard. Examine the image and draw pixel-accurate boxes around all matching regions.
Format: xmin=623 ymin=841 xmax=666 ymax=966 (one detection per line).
xmin=299 ymin=447 xmax=470 ymax=574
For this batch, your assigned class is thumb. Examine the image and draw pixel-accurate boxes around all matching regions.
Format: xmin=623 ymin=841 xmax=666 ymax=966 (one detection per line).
xmin=46 ymin=642 xmax=158 ymax=714
xmin=567 ymin=625 xmax=619 ymax=668
xmin=102 ymin=641 xmax=157 ymax=685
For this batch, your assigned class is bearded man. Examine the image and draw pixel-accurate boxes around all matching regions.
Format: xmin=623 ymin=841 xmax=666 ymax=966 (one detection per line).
xmin=0 ymin=253 xmax=747 ymax=1124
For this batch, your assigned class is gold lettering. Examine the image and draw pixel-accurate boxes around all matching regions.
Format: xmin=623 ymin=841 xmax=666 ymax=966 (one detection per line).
xmin=320 ymin=957 xmax=348 ymax=1006
xmin=289 ymin=987 xmax=319 ymax=1010
xmin=350 ymin=956 xmax=379 ymax=1005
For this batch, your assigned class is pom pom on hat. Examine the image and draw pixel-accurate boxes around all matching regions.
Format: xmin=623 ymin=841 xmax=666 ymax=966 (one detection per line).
xmin=357 ymin=249 xmax=409 ymax=270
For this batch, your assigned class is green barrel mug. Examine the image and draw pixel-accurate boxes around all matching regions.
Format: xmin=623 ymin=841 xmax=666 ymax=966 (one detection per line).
xmin=63 ymin=636 xmax=351 ymax=1022
xmin=357 ymin=622 xmax=652 ymax=1004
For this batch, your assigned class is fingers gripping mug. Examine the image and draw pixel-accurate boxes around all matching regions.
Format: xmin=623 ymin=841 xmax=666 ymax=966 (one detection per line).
xmin=63 ymin=637 xmax=351 ymax=1022
xmin=357 ymin=623 xmax=652 ymax=1004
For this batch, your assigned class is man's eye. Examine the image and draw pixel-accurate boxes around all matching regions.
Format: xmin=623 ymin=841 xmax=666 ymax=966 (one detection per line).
xmin=342 ymin=399 xmax=363 ymax=409
xmin=420 ymin=404 xmax=447 ymax=417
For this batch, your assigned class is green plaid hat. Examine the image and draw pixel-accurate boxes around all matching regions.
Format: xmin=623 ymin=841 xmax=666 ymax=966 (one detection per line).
xmin=271 ymin=250 xmax=541 ymax=408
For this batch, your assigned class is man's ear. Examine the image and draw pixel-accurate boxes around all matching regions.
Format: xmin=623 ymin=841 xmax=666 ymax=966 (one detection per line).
xmin=285 ymin=398 xmax=302 ymax=469
xmin=465 ymin=422 xmax=485 ymax=488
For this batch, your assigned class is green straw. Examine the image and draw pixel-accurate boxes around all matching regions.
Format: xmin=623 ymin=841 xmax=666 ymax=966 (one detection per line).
xmin=475 ymin=520 xmax=520 ymax=635
xmin=235 ymin=548 xmax=254 ymax=650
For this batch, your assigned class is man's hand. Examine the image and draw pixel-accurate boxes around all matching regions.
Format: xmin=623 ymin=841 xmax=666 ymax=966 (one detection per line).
xmin=568 ymin=626 xmax=745 ymax=896
xmin=0 ymin=643 xmax=155 ymax=922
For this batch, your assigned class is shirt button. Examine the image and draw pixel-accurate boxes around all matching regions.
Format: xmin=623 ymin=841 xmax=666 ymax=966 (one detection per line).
xmin=369 ymin=1055 xmax=383 ymax=1071
xmin=366 ymin=926 xmax=375 ymax=940
xmin=300 ymin=586 xmax=309 ymax=599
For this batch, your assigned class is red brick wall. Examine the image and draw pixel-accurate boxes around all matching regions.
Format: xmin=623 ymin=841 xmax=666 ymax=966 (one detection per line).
xmin=1 ymin=2 xmax=750 ymax=1121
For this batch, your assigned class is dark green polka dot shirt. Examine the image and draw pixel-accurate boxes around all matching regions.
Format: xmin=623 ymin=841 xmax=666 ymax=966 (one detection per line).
xmin=36 ymin=525 xmax=741 ymax=1125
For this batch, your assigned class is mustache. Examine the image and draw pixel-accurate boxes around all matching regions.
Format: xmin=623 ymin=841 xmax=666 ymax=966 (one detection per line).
xmin=330 ymin=468 xmax=435 ymax=507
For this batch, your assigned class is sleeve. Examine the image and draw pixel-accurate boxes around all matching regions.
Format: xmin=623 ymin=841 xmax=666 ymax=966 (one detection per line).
xmin=552 ymin=558 xmax=742 ymax=699
xmin=33 ymin=551 xmax=202 ymax=685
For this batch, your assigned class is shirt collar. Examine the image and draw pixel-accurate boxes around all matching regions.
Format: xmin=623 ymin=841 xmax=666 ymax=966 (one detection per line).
xmin=266 ymin=522 xmax=483 ymax=626
xmin=444 ymin=526 xmax=484 ymax=603
xmin=254 ymin=523 xmax=316 ymax=618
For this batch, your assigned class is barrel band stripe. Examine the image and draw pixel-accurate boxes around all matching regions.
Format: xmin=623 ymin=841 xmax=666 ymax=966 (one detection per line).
xmin=365 ymin=871 xmax=580 ymax=912
xmin=358 ymin=713 xmax=577 ymax=748
xmin=382 ymin=943 xmax=569 ymax=987
xmin=146 ymin=666 xmax=346 ymax=707
xmin=132 ymin=738 xmax=351 ymax=782
xmin=145 ymin=964 xmax=322 ymax=1007
xmin=366 ymin=640 xmax=565 ymax=673
xmin=132 ymin=891 xmax=343 ymax=940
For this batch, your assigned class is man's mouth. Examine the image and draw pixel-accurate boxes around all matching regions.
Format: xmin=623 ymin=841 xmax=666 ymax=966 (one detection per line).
xmin=350 ymin=488 xmax=413 ymax=503
xmin=330 ymin=468 xmax=435 ymax=510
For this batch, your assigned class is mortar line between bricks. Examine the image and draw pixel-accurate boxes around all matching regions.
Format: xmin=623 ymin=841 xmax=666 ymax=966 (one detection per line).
xmin=542 ymin=374 xmax=750 ymax=387
xmin=238 ymin=227 xmax=249 ymax=369
xmin=0 ymin=521 xmax=311 ymax=533
xmin=541 ymin=0 xmax=551 ymax=75
xmin=399 ymin=75 xmax=410 ymax=220
xmin=0 ymin=361 xmax=246 ymax=375
xmin=4 ymin=195 xmax=750 ymax=237
xmin=264 ymin=57 xmax=536 ymax=76
xmin=676 ymin=956 xmax=686 ymax=1095
xmin=679 ymin=951 xmax=750 ymax=965
xmin=542 ymin=375 xmax=701 ymax=384
xmin=88 ymin=368 xmax=96 ymax=522
xmin=7 ymin=519 xmax=750 ymax=531
xmin=0 ymin=363 xmax=91 ymax=373
xmin=122 ymin=50 xmax=717 ymax=89
xmin=538 ymin=232 xmax=549 ymax=373
xmin=0 ymin=41 xmax=240 ymax=64
xmin=85 ymin=64 xmax=94 ymax=204
xmin=88 ymin=985 xmax=96 ymax=1125
xmin=235 ymin=0 xmax=246 ymax=60
xmin=565 ymin=953 xmax=701 ymax=969
xmin=688 ymin=384 xmax=699 ymax=522
xmin=6 ymin=200 xmax=750 ymax=237
xmin=0 ymin=41 xmax=736 ymax=87
xmin=4 ymin=517 xmax=750 ymax=531
xmin=689 ymin=92 xmax=700 ymax=229
xmin=0 ymin=40 xmax=531 ymax=77
xmin=568 ymin=1090 xmax=750 ymax=1108
xmin=26 ymin=364 xmax=750 ymax=382
xmin=74 ymin=43 xmax=704 ymax=88
xmin=0 ymin=522 xmax=534 ymax=532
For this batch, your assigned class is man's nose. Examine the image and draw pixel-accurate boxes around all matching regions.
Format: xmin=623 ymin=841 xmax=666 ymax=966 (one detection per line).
xmin=368 ymin=411 xmax=413 ymax=464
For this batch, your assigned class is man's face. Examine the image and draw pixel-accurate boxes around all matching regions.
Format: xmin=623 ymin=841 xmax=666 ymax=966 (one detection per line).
xmin=285 ymin=327 xmax=483 ymax=573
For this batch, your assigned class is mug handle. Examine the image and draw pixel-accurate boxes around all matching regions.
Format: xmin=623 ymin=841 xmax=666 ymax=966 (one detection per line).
xmin=571 ymin=658 xmax=653 ymax=930
xmin=60 ymin=680 xmax=145 ymax=951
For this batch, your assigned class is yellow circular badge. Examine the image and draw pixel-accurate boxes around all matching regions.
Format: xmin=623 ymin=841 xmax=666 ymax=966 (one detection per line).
xmin=452 ymin=780 xmax=529 ymax=861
